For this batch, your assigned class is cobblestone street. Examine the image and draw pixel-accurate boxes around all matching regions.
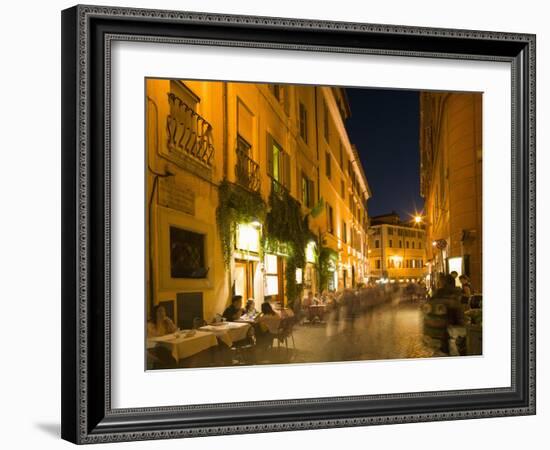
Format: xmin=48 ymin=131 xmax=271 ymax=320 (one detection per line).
xmin=263 ymin=300 xmax=435 ymax=366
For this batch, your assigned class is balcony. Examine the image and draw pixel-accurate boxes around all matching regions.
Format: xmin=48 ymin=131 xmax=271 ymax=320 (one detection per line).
xmin=271 ymin=178 xmax=289 ymax=198
xmin=235 ymin=146 xmax=260 ymax=192
xmin=165 ymin=93 xmax=214 ymax=171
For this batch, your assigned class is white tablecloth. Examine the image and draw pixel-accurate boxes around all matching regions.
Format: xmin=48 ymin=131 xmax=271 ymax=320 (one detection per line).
xmin=147 ymin=330 xmax=218 ymax=361
xmin=199 ymin=322 xmax=251 ymax=347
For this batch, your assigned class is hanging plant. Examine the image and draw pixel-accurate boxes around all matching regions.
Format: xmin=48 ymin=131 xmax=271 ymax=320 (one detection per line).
xmin=310 ymin=197 xmax=325 ymax=218
xmin=216 ymin=180 xmax=267 ymax=267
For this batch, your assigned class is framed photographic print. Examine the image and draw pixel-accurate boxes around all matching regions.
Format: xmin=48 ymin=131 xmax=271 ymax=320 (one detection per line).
xmin=61 ymin=4 xmax=536 ymax=444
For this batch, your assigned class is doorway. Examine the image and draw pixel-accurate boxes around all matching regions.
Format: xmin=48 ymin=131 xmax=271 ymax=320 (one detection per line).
xmin=234 ymin=260 xmax=255 ymax=301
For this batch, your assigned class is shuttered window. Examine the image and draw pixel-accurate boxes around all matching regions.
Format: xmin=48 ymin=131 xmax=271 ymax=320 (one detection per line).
xmin=267 ymin=133 xmax=291 ymax=190
xmin=301 ymin=173 xmax=315 ymax=208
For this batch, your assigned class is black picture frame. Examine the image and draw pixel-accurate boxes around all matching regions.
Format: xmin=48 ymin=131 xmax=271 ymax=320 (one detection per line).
xmin=61 ymin=4 xmax=536 ymax=444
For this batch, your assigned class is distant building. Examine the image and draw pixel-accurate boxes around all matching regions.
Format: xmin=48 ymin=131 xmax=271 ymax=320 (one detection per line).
xmin=419 ymin=92 xmax=482 ymax=292
xmin=368 ymin=212 xmax=427 ymax=283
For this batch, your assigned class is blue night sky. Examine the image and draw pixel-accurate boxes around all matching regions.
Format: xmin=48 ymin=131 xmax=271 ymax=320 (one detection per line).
xmin=345 ymin=88 xmax=424 ymax=220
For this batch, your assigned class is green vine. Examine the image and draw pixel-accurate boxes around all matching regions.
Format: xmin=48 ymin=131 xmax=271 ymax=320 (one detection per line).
xmin=216 ymin=180 xmax=267 ymax=267
xmin=265 ymin=182 xmax=315 ymax=308
xmin=317 ymin=246 xmax=339 ymax=292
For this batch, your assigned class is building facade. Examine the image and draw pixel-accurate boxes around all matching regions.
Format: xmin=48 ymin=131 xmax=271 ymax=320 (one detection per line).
xmin=367 ymin=213 xmax=427 ymax=282
xmin=145 ymin=79 xmax=370 ymax=326
xmin=419 ymin=92 xmax=482 ymax=292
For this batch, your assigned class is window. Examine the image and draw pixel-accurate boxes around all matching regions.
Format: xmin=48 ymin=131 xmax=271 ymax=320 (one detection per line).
xmin=340 ymin=179 xmax=345 ymax=198
xmin=169 ymin=226 xmax=207 ymax=279
xmin=388 ymin=227 xmax=394 ymax=235
xmin=339 ymin=141 xmax=344 ymax=168
xmin=325 ymin=152 xmax=332 ymax=179
xmin=342 ymin=221 xmax=347 ymax=243
xmin=411 ymin=241 xmax=415 ymax=249
xmin=389 ymin=239 xmax=393 ymax=248
xmin=299 ymin=102 xmax=308 ymax=143
xmin=264 ymin=254 xmax=279 ymax=296
xmin=267 ymin=134 xmax=290 ymax=189
xmin=399 ymin=240 xmax=403 ymax=248
xmin=375 ymin=240 xmax=380 ymax=248
xmin=326 ymin=203 xmax=334 ymax=234
xmin=406 ymin=240 xmax=410 ymax=249
xmin=301 ymin=173 xmax=314 ymax=208
xmin=237 ymin=134 xmax=251 ymax=155
xmin=270 ymin=84 xmax=281 ymax=101
xmin=323 ymin=101 xmax=329 ymax=142
xmin=375 ymin=259 xmax=381 ymax=269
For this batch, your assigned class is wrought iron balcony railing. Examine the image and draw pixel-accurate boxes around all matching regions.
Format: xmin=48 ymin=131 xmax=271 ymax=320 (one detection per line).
xmin=166 ymin=93 xmax=214 ymax=167
xmin=235 ymin=146 xmax=260 ymax=192
xmin=271 ymin=178 xmax=289 ymax=198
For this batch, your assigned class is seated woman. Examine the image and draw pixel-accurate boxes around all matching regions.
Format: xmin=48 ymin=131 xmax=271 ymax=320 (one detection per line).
xmin=146 ymin=305 xmax=177 ymax=369
xmin=255 ymin=302 xmax=281 ymax=351
xmin=242 ymin=298 xmax=257 ymax=318
xmin=147 ymin=305 xmax=177 ymax=338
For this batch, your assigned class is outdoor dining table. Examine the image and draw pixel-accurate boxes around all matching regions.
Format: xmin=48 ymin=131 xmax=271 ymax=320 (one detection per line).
xmin=147 ymin=330 xmax=218 ymax=362
xmin=199 ymin=322 xmax=251 ymax=347
xmin=307 ymin=304 xmax=326 ymax=321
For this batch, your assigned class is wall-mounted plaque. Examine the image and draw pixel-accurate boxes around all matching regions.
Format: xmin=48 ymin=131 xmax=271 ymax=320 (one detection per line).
xmin=158 ymin=177 xmax=195 ymax=215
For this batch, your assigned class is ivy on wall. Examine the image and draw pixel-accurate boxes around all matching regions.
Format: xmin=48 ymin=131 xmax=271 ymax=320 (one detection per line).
xmin=216 ymin=179 xmax=316 ymax=308
xmin=265 ymin=182 xmax=315 ymax=308
xmin=216 ymin=180 xmax=267 ymax=267
xmin=317 ymin=246 xmax=339 ymax=292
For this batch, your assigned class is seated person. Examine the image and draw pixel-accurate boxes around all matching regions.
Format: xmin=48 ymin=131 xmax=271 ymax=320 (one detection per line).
xmin=302 ymin=291 xmax=315 ymax=308
xmin=147 ymin=305 xmax=177 ymax=338
xmin=222 ymin=295 xmax=244 ymax=321
xmin=459 ymin=275 xmax=472 ymax=304
xmin=242 ymin=298 xmax=257 ymax=318
xmin=430 ymin=273 xmax=463 ymax=325
xmin=256 ymin=302 xmax=281 ymax=349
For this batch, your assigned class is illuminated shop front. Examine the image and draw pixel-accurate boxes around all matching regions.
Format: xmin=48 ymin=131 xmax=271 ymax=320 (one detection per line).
xmin=233 ymin=222 xmax=263 ymax=307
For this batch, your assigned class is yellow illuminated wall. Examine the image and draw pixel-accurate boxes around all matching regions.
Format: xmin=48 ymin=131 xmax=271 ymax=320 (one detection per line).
xmin=146 ymin=79 xmax=371 ymax=324
xmin=419 ymin=92 xmax=482 ymax=292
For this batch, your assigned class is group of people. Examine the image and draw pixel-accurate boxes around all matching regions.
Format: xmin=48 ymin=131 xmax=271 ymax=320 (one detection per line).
xmin=448 ymin=271 xmax=474 ymax=303
xmin=427 ymin=272 xmax=479 ymax=325
xmin=221 ymin=295 xmax=288 ymax=351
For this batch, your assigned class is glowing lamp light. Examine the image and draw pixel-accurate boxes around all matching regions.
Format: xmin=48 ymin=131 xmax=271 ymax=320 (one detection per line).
xmin=295 ymin=268 xmax=303 ymax=284
xmin=236 ymin=223 xmax=260 ymax=253
xmin=305 ymin=241 xmax=316 ymax=263
xmin=414 ymin=215 xmax=423 ymax=224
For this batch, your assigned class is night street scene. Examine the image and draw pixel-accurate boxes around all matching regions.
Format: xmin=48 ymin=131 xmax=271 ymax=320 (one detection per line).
xmin=145 ymin=79 xmax=482 ymax=370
